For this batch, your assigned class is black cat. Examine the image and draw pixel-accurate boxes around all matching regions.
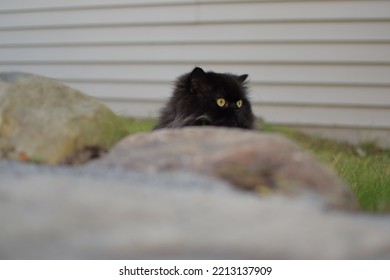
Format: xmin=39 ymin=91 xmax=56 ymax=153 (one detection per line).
xmin=154 ymin=67 xmax=255 ymax=129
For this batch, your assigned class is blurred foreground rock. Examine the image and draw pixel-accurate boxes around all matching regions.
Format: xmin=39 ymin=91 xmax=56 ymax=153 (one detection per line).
xmin=1 ymin=160 xmax=389 ymax=259
xmin=0 ymin=72 xmax=128 ymax=164
xmin=93 ymin=127 xmax=356 ymax=209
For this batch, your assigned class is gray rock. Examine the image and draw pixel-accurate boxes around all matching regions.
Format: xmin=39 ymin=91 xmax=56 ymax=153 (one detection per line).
xmin=92 ymin=127 xmax=356 ymax=209
xmin=0 ymin=159 xmax=389 ymax=259
xmin=0 ymin=72 xmax=129 ymax=164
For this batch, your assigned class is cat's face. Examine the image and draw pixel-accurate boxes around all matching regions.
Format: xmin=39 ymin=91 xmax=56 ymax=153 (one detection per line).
xmin=188 ymin=67 xmax=254 ymax=129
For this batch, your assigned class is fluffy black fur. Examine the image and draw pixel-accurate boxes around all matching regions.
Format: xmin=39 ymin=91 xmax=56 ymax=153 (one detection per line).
xmin=154 ymin=67 xmax=255 ymax=129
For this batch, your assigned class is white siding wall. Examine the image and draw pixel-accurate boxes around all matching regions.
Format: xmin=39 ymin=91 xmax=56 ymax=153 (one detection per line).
xmin=1 ymin=0 xmax=390 ymax=144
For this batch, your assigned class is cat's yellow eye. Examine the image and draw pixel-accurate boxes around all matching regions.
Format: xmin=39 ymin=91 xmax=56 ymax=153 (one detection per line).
xmin=216 ymin=98 xmax=226 ymax=107
xmin=236 ymin=100 xmax=243 ymax=108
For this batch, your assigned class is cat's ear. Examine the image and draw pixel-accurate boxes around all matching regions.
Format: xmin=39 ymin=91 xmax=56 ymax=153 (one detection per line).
xmin=237 ymin=74 xmax=249 ymax=83
xmin=189 ymin=67 xmax=209 ymax=94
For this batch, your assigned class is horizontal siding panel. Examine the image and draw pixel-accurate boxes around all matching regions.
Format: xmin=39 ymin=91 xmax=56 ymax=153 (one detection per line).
xmin=197 ymin=1 xmax=390 ymax=22
xmin=251 ymin=84 xmax=390 ymax=107
xmin=1 ymin=1 xmax=390 ymax=28
xmin=0 ymin=0 xmax=238 ymax=11
xmin=1 ymin=43 xmax=390 ymax=64
xmin=1 ymin=22 xmax=390 ymax=44
xmin=0 ymin=0 xmax=203 ymax=11
xmin=1 ymin=63 xmax=389 ymax=85
xmin=69 ymin=81 xmax=172 ymax=100
xmin=0 ymin=5 xmax=197 ymax=28
xmin=254 ymin=105 xmax=390 ymax=129
xmin=101 ymin=99 xmax=162 ymax=118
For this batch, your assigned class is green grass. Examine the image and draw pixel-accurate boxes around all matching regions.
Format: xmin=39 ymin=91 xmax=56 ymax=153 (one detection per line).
xmin=262 ymin=123 xmax=390 ymax=213
xmin=120 ymin=118 xmax=390 ymax=213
